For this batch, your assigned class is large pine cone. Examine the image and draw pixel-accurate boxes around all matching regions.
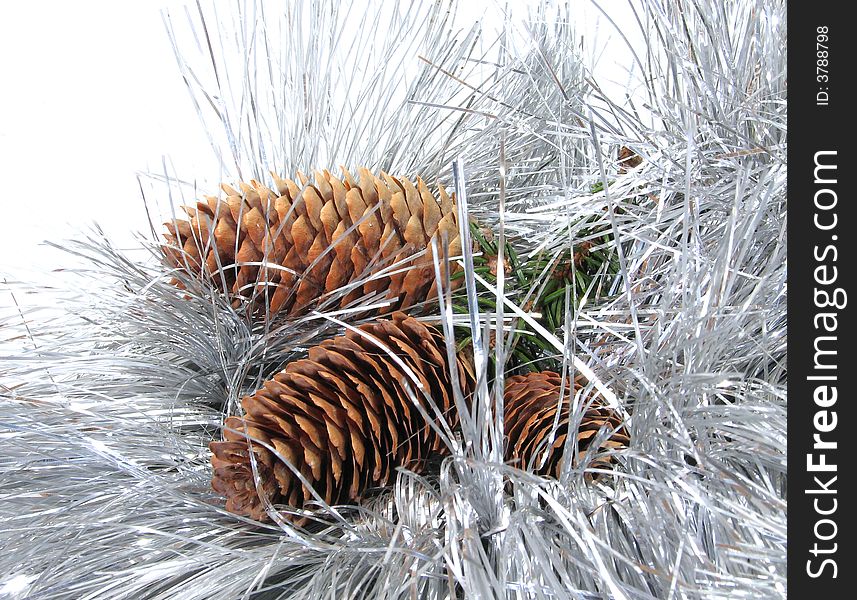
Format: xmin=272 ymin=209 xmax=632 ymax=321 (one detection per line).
xmin=210 ymin=312 xmax=475 ymax=521
xmin=164 ymin=168 xmax=462 ymax=319
xmin=504 ymin=371 xmax=630 ymax=478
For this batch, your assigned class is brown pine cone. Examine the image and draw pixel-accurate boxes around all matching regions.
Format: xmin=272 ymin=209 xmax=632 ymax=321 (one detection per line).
xmin=163 ymin=168 xmax=462 ymax=319
xmin=210 ymin=312 xmax=475 ymax=521
xmin=618 ymin=146 xmax=643 ymax=174
xmin=504 ymin=371 xmax=630 ymax=478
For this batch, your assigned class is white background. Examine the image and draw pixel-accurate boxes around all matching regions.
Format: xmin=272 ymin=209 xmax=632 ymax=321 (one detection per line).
xmin=0 ymin=1 xmax=215 ymax=274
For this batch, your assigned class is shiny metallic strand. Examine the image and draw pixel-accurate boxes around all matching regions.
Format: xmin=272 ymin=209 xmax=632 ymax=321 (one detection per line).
xmin=1 ymin=0 xmax=785 ymax=598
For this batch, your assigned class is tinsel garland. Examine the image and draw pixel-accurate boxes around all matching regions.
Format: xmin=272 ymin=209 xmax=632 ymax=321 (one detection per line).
xmin=0 ymin=1 xmax=787 ymax=598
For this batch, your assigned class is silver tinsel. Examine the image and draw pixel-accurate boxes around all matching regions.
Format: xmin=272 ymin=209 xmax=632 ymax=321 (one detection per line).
xmin=1 ymin=1 xmax=786 ymax=598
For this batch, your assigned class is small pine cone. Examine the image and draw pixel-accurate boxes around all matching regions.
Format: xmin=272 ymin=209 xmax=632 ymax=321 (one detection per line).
xmin=163 ymin=167 xmax=462 ymax=319
xmin=504 ymin=371 xmax=630 ymax=478
xmin=617 ymin=146 xmax=643 ymax=174
xmin=210 ymin=312 xmax=475 ymax=521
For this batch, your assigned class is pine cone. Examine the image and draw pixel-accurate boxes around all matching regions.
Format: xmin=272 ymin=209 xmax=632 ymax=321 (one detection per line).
xmin=617 ymin=146 xmax=643 ymax=173
xmin=210 ymin=312 xmax=475 ymax=521
xmin=504 ymin=371 xmax=630 ymax=478
xmin=163 ymin=168 xmax=462 ymax=319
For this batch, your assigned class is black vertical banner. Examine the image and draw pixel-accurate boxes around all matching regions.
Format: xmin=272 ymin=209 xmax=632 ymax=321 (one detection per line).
xmin=788 ymin=2 xmax=852 ymax=596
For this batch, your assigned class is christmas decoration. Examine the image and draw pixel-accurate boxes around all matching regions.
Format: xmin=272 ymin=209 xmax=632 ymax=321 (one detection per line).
xmin=0 ymin=0 xmax=787 ymax=598
xmin=209 ymin=314 xmax=630 ymax=522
